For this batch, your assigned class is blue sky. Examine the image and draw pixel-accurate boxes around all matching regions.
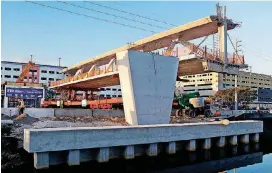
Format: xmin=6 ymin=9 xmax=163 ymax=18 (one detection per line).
xmin=2 ymin=1 xmax=272 ymax=75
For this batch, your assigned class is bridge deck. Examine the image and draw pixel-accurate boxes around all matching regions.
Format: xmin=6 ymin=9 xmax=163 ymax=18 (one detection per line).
xmin=61 ymin=15 xmax=238 ymax=75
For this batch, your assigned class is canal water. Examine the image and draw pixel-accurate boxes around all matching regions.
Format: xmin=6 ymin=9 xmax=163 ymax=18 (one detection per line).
xmin=3 ymin=137 xmax=272 ymax=173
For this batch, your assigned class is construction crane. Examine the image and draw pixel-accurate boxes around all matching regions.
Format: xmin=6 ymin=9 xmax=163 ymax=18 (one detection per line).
xmin=16 ymin=61 xmax=35 ymax=83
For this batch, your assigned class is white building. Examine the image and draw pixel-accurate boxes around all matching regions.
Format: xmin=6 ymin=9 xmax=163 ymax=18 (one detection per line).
xmin=176 ymin=71 xmax=272 ymax=100
xmin=1 ymin=61 xmax=66 ymax=86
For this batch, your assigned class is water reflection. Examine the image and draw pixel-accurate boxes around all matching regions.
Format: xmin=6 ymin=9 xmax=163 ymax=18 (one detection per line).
xmin=4 ymin=143 xmax=269 ymax=173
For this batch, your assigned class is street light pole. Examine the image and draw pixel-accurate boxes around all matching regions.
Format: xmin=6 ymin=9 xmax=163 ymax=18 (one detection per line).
xmin=235 ymin=74 xmax=238 ymax=110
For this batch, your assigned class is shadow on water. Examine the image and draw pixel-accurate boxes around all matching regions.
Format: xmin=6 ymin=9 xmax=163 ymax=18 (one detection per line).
xmin=4 ymin=139 xmax=272 ymax=173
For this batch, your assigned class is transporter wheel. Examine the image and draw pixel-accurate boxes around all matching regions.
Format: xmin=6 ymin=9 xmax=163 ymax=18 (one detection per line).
xmin=175 ymin=109 xmax=182 ymax=117
xmin=189 ymin=109 xmax=197 ymax=118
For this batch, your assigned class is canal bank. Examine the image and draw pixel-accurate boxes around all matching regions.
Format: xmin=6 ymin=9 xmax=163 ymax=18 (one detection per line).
xmin=3 ymin=138 xmax=272 ymax=173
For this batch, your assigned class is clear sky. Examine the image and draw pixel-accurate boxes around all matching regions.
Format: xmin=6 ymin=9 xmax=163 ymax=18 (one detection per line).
xmin=2 ymin=1 xmax=272 ymax=75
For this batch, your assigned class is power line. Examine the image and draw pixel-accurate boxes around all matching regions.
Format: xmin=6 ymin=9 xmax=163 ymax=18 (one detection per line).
xmin=110 ymin=1 xmax=161 ymax=17
xmin=242 ymin=45 xmax=272 ymax=60
xmin=25 ymin=1 xmax=157 ymax=33
xmin=242 ymin=46 xmax=272 ymax=62
xmin=57 ymin=1 xmax=167 ymax=30
xmin=84 ymin=1 xmax=177 ymax=27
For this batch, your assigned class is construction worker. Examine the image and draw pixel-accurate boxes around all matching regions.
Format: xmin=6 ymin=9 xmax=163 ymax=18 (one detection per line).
xmin=17 ymin=99 xmax=25 ymax=115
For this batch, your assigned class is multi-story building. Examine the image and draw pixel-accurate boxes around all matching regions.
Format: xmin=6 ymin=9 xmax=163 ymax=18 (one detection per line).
xmin=177 ymin=71 xmax=272 ymax=102
xmin=1 ymin=61 xmax=66 ymax=86
xmin=1 ymin=61 xmax=67 ymax=108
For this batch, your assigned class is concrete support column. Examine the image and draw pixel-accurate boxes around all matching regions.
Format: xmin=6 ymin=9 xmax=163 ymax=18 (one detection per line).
xmin=218 ymin=19 xmax=228 ymax=63
xmin=34 ymin=152 xmax=49 ymax=169
xmin=166 ymin=142 xmax=176 ymax=154
xmin=97 ymin=147 xmax=109 ymax=162
xmin=216 ymin=137 xmax=226 ymax=147
xmin=251 ymin=133 xmax=260 ymax=143
xmin=232 ymin=146 xmax=238 ymax=155
xmin=229 ymin=135 xmax=238 ymax=146
xmin=219 ymin=148 xmax=225 ymax=157
xmin=186 ymin=140 xmax=196 ymax=152
xmin=243 ymin=145 xmax=249 ymax=153
xmin=67 ymin=150 xmax=80 ymax=166
xmin=254 ymin=144 xmax=260 ymax=151
xmin=146 ymin=143 xmax=158 ymax=156
xmin=4 ymin=97 xmax=8 ymax=108
xmin=240 ymin=134 xmax=249 ymax=144
xmin=124 ymin=145 xmax=134 ymax=159
xmin=188 ymin=152 xmax=197 ymax=162
xmin=203 ymin=150 xmax=211 ymax=160
xmin=202 ymin=138 xmax=211 ymax=150
xmin=116 ymin=50 xmax=178 ymax=125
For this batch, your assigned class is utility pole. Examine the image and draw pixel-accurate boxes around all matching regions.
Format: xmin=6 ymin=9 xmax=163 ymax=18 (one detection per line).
xmin=58 ymin=57 xmax=61 ymax=67
xmin=235 ymin=74 xmax=238 ymax=110
xmin=234 ymin=40 xmax=242 ymax=111
xmin=235 ymin=39 xmax=242 ymax=59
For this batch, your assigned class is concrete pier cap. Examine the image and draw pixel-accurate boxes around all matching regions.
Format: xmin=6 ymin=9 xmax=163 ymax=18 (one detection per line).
xmin=116 ymin=50 xmax=178 ymax=125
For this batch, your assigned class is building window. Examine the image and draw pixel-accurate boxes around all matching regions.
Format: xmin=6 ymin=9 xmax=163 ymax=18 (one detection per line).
xmin=112 ymin=95 xmax=116 ymax=97
xmin=49 ymin=71 xmax=55 ymax=74
xmin=49 ymin=78 xmax=54 ymax=81
xmin=198 ymin=88 xmax=213 ymax=91
xmin=106 ymin=88 xmax=111 ymax=91
xmin=118 ymin=95 xmax=122 ymax=97
xmin=41 ymin=77 xmax=47 ymax=80
xmin=106 ymin=95 xmax=111 ymax=97
xmin=4 ymin=75 xmax=11 ymax=78
xmin=112 ymin=89 xmax=117 ymax=91
xmin=13 ymin=68 xmax=20 ymax=71
xmin=56 ymin=72 xmax=60 ymax=74
xmin=100 ymin=88 xmax=105 ymax=91
xmin=100 ymin=94 xmax=105 ymax=97
xmin=56 ymin=79 xmax=61 ymax=81
xmin=5 ymin=67 xmax=11 ymax=71
xmin=41 ymin=70 xmax=47 ymax=73
xmin=13 ymin=76 xmax=19 ymax=79
xmin=118 ymin=89 xmax=121 ymax=91
xmin=30 ymin=69 xmax=37 ymax=72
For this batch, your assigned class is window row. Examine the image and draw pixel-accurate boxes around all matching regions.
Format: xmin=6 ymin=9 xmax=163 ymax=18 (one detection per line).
xmin=99 ymin=94 xmax=122 ymax=98
xmin=41 ymin=70 xmax=60 ymax=74
xmin=1 ymin=67 xmax=20 ymax=71
xmin=99 ymin=88 xmax=121 ymax=91
xmin=1 ymin=67 xmax=61 ymax=75
xmin=1 ymin=75 xmax=60 ymax=81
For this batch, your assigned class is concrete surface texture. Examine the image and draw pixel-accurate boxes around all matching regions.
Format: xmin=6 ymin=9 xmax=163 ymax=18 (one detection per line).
xmin=117 ymin=50 xmax=178 ymax=125
xmin=24 ymin=120 xmax=262 ymax=153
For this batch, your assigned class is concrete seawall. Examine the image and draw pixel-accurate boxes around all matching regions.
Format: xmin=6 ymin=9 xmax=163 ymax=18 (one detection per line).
xmin=2 ymin=108 xmax=178 ymax=118
xmin=23 ymin=120 xmax=262 ymax=169
xmin=1 ymin=108 xmax=124 ymax=118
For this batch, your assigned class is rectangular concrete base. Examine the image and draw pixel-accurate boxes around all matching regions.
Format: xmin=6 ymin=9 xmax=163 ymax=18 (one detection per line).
xmin=67 ymin=150 xmax=80 ymax=166
xmin=34 ymin=152 xmax=49 ymax=169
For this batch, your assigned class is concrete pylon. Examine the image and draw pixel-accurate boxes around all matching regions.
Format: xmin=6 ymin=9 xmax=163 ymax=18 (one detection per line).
xmin=116 ymin=50 xmax=178 ymax=125
xmin=218 ymin=21 xmax=228 ymax=64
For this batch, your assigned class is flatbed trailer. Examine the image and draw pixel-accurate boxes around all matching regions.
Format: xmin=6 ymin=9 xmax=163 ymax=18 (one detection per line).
xmin=41 ymin=98 xmax=178 ymax=109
